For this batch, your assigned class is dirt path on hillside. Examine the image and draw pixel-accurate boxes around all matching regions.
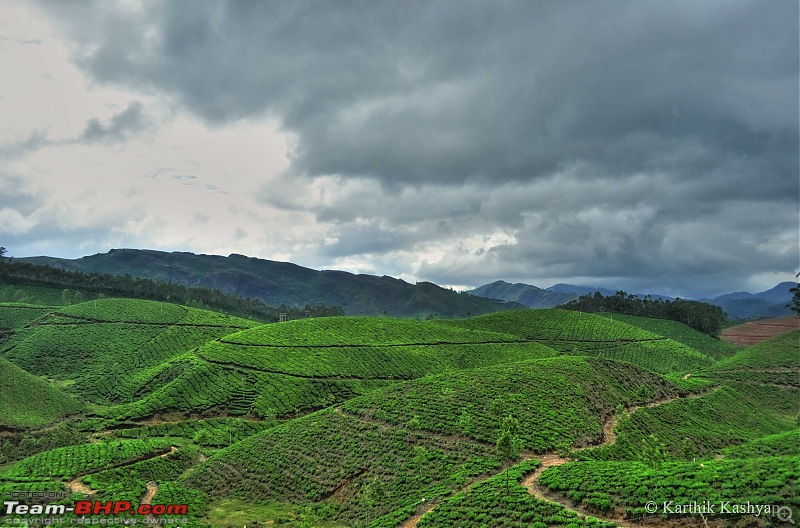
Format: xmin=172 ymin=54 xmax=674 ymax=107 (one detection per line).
xmin=400 ymin=503 xmax=436 ymax=528
xmin=140 ymin=481 xmax=160 ymax=523
xmin=399 ymin=389 xmax=717 ymax=528
xmin=67 ymin=477 xmax=96 ymax=497
xmin=520 ymin=390 xmax=720 ymax=528
xmin=721 ymin=316 xmax=800 ymax=346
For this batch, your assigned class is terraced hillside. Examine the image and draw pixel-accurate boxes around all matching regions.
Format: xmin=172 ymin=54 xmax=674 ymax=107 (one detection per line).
xmin=0 ymin=356 xmax=84 ymax=428
xmin=445 ymin=309 xmax=717 ymax=373
xmin=594 ymin=313 xmax=739 ymax=360
xmin=1 ymin=298 xmax=797 ymax=527
xmin=182 ymin=356 xmax=687 ymax=526
xmin=101 ymin=316 xmax=556 ymax=424
xmin=1 ymin=298 xmax=257 ymax=407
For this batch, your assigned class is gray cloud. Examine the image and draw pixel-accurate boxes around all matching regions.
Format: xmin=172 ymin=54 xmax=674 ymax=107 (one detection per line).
xmin=0 ymin=130 xmax=49 ymax=158
xmin=31 ymin=0 xmax=800 ymax=295
xmin=80 ymin=101 xmax=150 ymax=143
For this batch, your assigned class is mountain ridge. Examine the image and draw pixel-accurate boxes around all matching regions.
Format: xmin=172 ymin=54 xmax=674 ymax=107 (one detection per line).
xmin=468 ymin=279 xmax=794 ymax=319
xmin=16 ymin=249 xmax=520 ymax=318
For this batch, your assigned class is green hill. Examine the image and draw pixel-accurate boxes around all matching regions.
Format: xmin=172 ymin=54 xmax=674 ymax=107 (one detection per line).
xmin=594 ymin=313 xmax=738 ymax=360
xmin=445 ymin=309 xmax=716 ymax=373
xmin=181 ymin=357 xmax=684 ymax=526
xmin=0 ymin=298 xmax=257 ymax=406
xmin=341 ymin=356 xmax=682 ymax=452
xmin=705 ymin=330 xmax=800 ymax=389
xmin=197 ymin=316 xmax=554 ymax=379
xmin=101 ymin=316 xmax=556 ymax=423
xmin=2 ymin=300 xmax=797 ymax=527
xmin=0 ymin=356 xmax=84 ymax=428
xmin=712 ymin=330 xmax=800 ymax=371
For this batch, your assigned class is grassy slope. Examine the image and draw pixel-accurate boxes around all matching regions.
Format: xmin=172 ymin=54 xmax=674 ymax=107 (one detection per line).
xmin=0 ymin=356 xmax=84 ymax=428
xmin=341 ymin=356 xmax=682 ymax=452
xmin=1 ymin=298 xmax=257 ymax=406
xmin=3 ymin=300 xmax=796 ymax=527
xmin=535 ymin=328 xmax=799 ymax=526
xmin=539 ymin=456 xmax=799 ymax=522
xmin=594 ymin=312 xmax=738 ymax=360
xmin=711 ymin=329 xmax=800 ymax=371
xmin=197 ymin=316 xmax=556 ymax=379
xmin=182 ymin=357 xmax=685 ymax=525
xmin=445 ymin=309 xmax=717 ymax=373
xmin=0 ymin=302 xmax=55 ymax=329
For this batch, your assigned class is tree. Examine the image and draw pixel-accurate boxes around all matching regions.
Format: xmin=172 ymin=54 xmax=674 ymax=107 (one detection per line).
xmin=788 ymin=273 xmax=800 ymax=317
xmin=0 ymin=246 xmax=6 ymax=258
xmin=496 ymin=415 xmax=523 ymax=495
xmin=641 ymin=434 xmax=667 ymax=468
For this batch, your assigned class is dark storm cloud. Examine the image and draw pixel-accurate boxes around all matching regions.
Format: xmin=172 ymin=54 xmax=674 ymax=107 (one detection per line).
xmin=80 ymin=101 xmax=150 ymax=143
xmin=35 ymin=0 xmax=799 ymax=294
xmin=42 ymin=1 xmax=797 ymax=187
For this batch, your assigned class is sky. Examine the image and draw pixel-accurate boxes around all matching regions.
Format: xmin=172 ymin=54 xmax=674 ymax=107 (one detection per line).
xmin=1 ymin=0 xmax=797 ymax=298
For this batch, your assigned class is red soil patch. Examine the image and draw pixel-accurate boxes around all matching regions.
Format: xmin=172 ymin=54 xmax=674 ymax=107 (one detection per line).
xmin=721 ymin=317 xmax=800 ymax=346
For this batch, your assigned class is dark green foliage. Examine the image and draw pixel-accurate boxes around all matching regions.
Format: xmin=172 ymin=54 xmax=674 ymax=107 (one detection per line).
xmin=539 ymin=456 xmax=799 ymax=524
xmin=3 ymin=439 xmax=174 ymax=479
xmin=0 ymin=423 xmax=87 ymax=465
xmin=559 ymin=291 xmax=727 ymax=337
xmin=113 ymin=417 xmax=276 ymax=445
xmin=496 ymin=415 xmax=523 ymax=494
xmin=183 ymin=407 xmax=501 ymax=525
xmin=342 ymin=357 xmax=682 ymax=452
xmin=582 ymin=385 xmax=793 ymax=462
xmin=416 ymin=460 xmax=615 ymax=528
xmin=84 ymin=446 xmax=201 ymax=493
xmin=445 ymin=309 xmax=716 ymax=373
xmin=0 ymin=356 xmax=84 ymax=427
xmin=788 ymin=276 xmax=799 ymax=316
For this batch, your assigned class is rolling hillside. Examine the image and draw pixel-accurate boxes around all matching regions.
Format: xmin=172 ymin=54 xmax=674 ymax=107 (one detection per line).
xmin=444 ymin=309 xmax=717 ymax=374
xmin=1 ymin=296 xmax=797 ymax=527
xmin=0 ymin=356 xmax=84 ymax=428
xmin=181 ymin=356 xmax=685 ymax=526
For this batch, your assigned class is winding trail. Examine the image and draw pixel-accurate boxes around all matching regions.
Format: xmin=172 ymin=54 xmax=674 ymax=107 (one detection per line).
xmin=139 ymin=481 xmax=160 ymax=524
xmin=520 ymin=389 xmax=719 ymax=528
xmin=400 ymin=388 xmax=718 ymax=528
xmin=67 ymin=477 xmax=96 ymax=497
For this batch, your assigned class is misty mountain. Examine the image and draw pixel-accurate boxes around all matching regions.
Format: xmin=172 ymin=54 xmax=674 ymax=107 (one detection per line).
xmin=467 ymin=281 xmax=578 ymax=308
xmin=546 ymin=283 xmax=619 ymax=297
xmin=470 ymin=279 xmax=795 ymax=320
xmin=18 ymin=249 xmax=520 ymax=318
xmin=704 ymin=282 xmax=795 ymax=320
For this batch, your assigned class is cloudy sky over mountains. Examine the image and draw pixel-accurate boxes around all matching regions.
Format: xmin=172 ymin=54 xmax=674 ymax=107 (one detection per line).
xmin=1 ymin=0 xmax=797 ymax=297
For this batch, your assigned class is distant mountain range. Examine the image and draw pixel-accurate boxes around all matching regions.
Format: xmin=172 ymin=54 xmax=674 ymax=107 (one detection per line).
xmin=17 ymin=249 xmax=520 ymax=318
xmin=467 ymin=280 xmax=795 ymax=320
xmin=700 ymin=282 xmax=795 ymax=320
xmin=14 ymin=249 xmax=795 ymax=320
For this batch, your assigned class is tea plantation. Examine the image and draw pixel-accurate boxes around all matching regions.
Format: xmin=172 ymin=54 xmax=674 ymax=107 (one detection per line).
xmin=0 ymin=293 xmax=797 ymax=527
